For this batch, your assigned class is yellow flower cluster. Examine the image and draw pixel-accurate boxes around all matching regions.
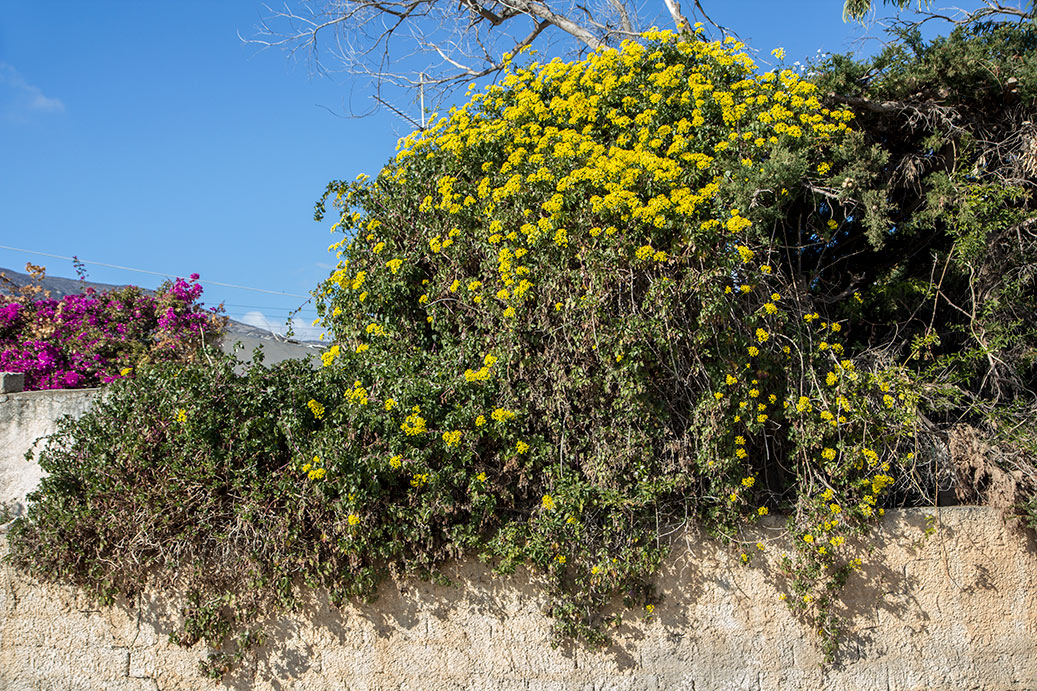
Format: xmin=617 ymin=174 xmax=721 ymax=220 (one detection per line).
xmin=301 ymin=455 xmax=326 ymax=481
xmin=346 ymin=381 xmax=368 ymax=406
xmin=321 ymin=344 xmax=340 ymax=367
xmin=401 ymin=411 xmax=427 ymax=436
xmin=491 ymin=407 xmax=516 ymax=423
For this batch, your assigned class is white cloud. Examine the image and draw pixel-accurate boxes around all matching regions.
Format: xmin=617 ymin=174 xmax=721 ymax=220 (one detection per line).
xmin=240 ymin=310 xmax=324 ymax=341
xmin=0 ymin=62 xmax=65 ymax=119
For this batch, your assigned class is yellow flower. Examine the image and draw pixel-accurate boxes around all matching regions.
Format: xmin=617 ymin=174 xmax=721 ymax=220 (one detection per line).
xmin=401 ymin=413 xmax=427 ymax=435
xmin=542 ymin=494 xmax=556 ymax=510
xmin=757 ymin=506 xmax=768 ymax=516
xmin=120 ymin=367 xmax=133 ymax=377
xmin=516 ymin=440 xmax=530 ymax=454
xmin=476 ymin=472 xmax=487 ymax=482
xmin=726 ymin=374 xmax=738 ymax=385
xmin=384 ymin=398 xmax=397 ymax=411
xmin=389 ymin=454 xmax=403 ymax=469
xmin=321 ymin=344 xmax=341 ymax=367
xmin=556 ymin=555 xmax=566 ymax=564
xmin=475 ymin=415 xmax=486 ymax=426
xmin=174 ymin=408 xmax=187 ymax=424
xmin=348 ymin=514 xmax=360 ymax=526
xmin=491 ymin=407 xmax=516 ymax=422
xmin=307 ymin=399 xmax=325 ymax=420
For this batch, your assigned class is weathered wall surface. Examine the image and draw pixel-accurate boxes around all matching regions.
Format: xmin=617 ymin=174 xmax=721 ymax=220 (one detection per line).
xmin=2 ymin=392 xmax=1037 ymax=690
xmin=0 ymin=388 xmax=98 ymax=517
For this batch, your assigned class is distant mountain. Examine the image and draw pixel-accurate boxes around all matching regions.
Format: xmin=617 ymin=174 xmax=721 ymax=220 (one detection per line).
xmin=0 ymin=265 xmax=136 ymax=301
xmin=0 ymin=265 xmax=322 ymax=367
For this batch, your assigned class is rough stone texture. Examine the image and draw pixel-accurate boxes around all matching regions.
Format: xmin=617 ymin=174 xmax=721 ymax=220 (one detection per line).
xmin=3 ymin=391 xmax=1037 ymax=689
xmin=0 ymin=388 xmax=98 ymax=517
xmin=0 ymin=373 xmax=25 ymax=394
xmin=4 ymin=508 xmax=1037 ymax=689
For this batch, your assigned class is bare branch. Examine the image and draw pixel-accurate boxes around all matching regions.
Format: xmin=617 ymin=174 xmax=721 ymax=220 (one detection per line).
xmin=246 ymin=0 xmax=680 ymax=117
xmin=661 ymin=0 xmax=688 ymax=29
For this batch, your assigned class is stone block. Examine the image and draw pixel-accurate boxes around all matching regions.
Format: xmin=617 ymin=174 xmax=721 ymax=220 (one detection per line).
xmin=0 ymin=372 xmax=24 ymax=394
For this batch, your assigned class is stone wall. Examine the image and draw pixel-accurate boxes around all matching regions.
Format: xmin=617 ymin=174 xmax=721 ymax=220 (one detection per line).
xmin=0 ymin=387 xmax=98 ymax=518
xmin=2 ymin=390 xmax=1037 ymax=690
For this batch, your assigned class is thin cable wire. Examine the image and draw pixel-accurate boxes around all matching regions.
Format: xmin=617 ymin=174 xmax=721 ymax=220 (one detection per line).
xmin=0 ymin=244 xmax=310 ymax=299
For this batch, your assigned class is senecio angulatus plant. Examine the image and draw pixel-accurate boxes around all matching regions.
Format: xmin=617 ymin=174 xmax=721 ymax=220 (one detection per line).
xmin=313 ymin=30 xmax=915 ymax=658
xmin=10 ymin=21 xmax=1037 ymax=679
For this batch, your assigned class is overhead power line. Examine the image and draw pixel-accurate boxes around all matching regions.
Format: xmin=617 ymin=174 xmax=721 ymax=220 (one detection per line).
xmin=0 ymin=244 xmax=310 ymax=299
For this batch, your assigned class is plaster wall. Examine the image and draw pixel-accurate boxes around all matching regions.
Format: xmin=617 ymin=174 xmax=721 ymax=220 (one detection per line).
xmin=1 ymin=390 xmax=1036 ymax=690
xmin=0 ymin=388 xmax=98 ymax=517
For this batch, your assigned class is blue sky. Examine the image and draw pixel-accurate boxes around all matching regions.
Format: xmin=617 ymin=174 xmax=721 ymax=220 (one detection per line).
xmin=0 ymin=1 xmax=1000 ymax=338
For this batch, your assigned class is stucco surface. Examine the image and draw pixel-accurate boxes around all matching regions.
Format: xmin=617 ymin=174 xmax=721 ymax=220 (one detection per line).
xmin=0 ymin=388 xmax=98 ymax=518
xmin=3 ymin=508 xmax=1036 ymax=690
xmin=2 ymin=391 xmax=1037 ymax=689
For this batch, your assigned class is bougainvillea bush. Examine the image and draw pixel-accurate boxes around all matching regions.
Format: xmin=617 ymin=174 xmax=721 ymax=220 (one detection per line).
xmin=9 ymin=19 xmax=1037 ymax=678
xmin=0 ymin=272 xmax=226 ymax=390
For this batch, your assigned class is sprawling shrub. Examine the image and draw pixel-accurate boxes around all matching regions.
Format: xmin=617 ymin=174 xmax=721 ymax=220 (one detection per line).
xmin=310 ymin=30 xmax=919 ymax=652
xmin=0 ymin=270 xmax=226 ymax=389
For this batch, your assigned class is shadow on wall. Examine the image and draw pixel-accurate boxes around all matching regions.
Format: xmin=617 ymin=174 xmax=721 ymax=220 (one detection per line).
xmin=83 ymin=507 xmax=1037 ymax=690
